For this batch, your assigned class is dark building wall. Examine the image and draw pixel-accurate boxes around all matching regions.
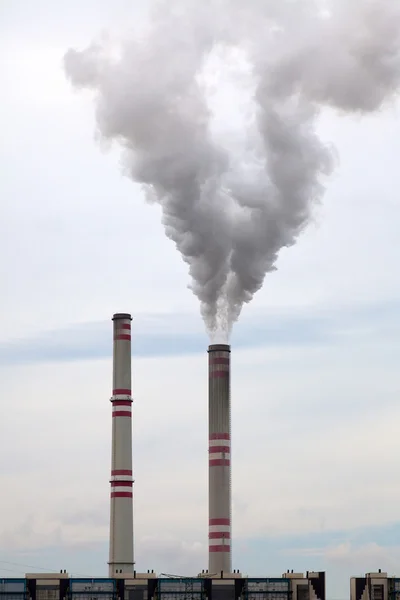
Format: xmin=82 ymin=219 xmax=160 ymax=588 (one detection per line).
xmin=308 ymin=572 xmax=325 ymax=600
xmin=355 ymin=578 xmax=368 ymax=600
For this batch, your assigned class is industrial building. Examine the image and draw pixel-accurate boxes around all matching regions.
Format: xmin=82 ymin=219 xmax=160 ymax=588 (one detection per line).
xmin=1 ymin=313 xmax=330 ymax=599
xmin=0 ymin=571 xmax=326 ymax=600
xmin=351 ymin=571 xmax=400 ymax=600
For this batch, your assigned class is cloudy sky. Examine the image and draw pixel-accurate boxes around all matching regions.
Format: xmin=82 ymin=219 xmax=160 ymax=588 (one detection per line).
xmin=1 ymin=2 xmax=400 ymax=599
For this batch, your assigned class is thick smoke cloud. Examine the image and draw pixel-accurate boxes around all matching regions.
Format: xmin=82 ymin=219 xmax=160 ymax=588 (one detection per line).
xmin=64 ymin=0 xmax=400 ymax=340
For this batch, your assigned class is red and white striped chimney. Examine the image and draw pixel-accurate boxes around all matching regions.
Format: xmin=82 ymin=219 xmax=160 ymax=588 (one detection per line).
xmin=208 ymin=343 xmax=232 ymax=574
xmin=108 ymin=313 xmax=134 ymax=576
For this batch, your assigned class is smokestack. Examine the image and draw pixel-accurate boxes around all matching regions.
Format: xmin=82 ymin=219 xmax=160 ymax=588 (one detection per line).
xmin=108 ymin=313 xmax=134 ymax=576
xmin=208 ymin=343 xmax=231 ymax=574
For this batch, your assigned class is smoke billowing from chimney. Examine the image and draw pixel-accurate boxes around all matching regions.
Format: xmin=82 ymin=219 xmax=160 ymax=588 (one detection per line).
xmin=64 ymin=0 xmax=400 ymax=341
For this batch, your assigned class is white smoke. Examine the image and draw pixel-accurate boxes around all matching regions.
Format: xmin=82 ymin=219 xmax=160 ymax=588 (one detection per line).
xmin=63 ymin=0 xmax=400 ymax=341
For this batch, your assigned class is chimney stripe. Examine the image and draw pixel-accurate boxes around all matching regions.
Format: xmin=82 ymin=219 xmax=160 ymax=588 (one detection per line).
xmin=209 ymin=433 xmax=230 ymax=441
xmin=209 ymin=545 xmax=231 ymax=553
xmin=111 ymin=491 xmax=133 ymax=498
xmin=210 ymin=371 xmax=228 ymax=378
xmin=111 ymin=480 xmax=133 ymax=487
xmin=209 ymin=518 xmax=230 ymax=525
xmin=112 ymin=400 xmax=132 ymax=406
xmin=209 ymin=458 xmax=230 ymax=467
xmin=112 ymin=411 xmax=132 ymax=417
xmin=209 ymin=358 xmax=229 ymax=365
xmin=209 ymin=532 xmax=231 ymax=539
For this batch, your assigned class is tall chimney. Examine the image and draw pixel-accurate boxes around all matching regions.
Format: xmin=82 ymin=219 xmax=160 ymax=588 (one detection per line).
xmin=208 ymin=343 xmax=232 ymax=574
xmin=108 ymin=313 xmax=134 ymax=575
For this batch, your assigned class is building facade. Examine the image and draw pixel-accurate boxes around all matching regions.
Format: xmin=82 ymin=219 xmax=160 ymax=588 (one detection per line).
xmin=0 ymin=572 xmax=325 ymax=600
xmin=351 ymin=571 xmax=400 ymax=600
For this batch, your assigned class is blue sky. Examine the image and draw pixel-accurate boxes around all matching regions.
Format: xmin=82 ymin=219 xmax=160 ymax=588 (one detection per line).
xmin=1 ymin=2 xmax=400 ymax=600
xmin=1 ymin=300 xmax=398 ymax=365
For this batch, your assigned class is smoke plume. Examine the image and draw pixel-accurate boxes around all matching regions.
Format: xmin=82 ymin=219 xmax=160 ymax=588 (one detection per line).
xmin=64 ymin=0 xmax=400 ymax=340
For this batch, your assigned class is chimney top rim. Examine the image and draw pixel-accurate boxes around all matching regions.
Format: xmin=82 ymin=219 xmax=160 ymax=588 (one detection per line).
xmin=112 ymin=313 xmax=132 ymax=321
xmin=208 ymin=344 xmax=231 ymax=352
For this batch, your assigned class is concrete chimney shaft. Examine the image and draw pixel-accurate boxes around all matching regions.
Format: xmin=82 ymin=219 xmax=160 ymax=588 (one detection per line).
xmin=208 ymin=343 xmax=232 ymax=573
xmin=108 ymin=313 xmax=134 ymax=575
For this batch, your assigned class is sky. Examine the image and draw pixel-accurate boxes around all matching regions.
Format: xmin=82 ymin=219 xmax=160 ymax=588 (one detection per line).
xmin=1 ymin=2 xmax=400 ymax=599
